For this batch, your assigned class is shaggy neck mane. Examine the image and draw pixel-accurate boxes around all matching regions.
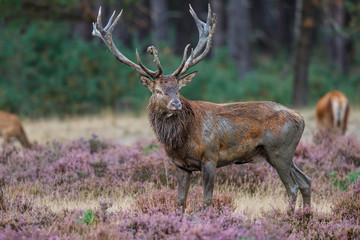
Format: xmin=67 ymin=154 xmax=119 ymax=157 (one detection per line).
xmin=148 ymin=96 xmax=194 ymax=148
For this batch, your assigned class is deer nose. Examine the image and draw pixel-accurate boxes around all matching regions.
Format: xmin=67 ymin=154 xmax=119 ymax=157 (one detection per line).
xmin=170 ymin=99 xmax=182 ymax=110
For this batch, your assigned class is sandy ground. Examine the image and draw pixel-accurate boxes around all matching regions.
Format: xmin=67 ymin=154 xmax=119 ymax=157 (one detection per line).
xmin=20 ymin=107 xmax=360 ymax=146
xmin=23 ymin=112 xmax=155 ymax=145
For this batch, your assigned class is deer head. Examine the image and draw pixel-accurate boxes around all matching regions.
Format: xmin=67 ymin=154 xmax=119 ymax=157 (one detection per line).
xmin=92 ymin=5 xmax=216 ymax=114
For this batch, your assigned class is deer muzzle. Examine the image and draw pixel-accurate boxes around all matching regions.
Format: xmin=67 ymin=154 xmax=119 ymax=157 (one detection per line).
xmin=168 ymin=99 xmax=182 ymax=111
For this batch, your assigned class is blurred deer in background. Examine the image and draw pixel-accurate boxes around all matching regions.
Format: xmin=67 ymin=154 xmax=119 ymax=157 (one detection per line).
xmin=92 ymin=5 xmax=311 ymax=211
xmin=316 ymin=91 xmax=350 ymax=135
xmin=0 ymin=111 xmax=31 ymax=148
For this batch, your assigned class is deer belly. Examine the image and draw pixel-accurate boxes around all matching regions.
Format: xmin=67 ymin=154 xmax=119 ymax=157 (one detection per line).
xmin=217 ymin=153 xmax=248 ymax=167
xmin=217 ymin=145 xmax=264 ymax=167
xmin=170 ymin=157 xmax=201 ymax=171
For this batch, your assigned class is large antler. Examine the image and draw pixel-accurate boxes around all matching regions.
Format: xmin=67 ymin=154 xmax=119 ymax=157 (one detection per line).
xmin=172 ymin=4 xmax=217 ymax=77
xmin=92 ymin=7 xmax=162 ymax=79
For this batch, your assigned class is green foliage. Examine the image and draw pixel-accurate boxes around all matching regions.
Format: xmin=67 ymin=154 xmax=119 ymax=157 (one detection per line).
xmin=329 ymin=169 xmax=360 ymax=191
xmin=79 ymin=209 xmax=96 ymax=226
xmin=307 ymin=55 xmax=360 ymax=106
xmin=0 ymin=20 xmax=150 ymax=117
xmin=142 ymin=143 xmax=159 ymax=155
xmin=0 ymin=21 xmax=359 ymax=117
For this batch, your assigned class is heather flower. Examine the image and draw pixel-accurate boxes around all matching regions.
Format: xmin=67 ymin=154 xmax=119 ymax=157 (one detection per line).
xmin=99 ymin=199 xmax=113 ymax=222
xmin=0 ymin=134 xmax=359 ymax=239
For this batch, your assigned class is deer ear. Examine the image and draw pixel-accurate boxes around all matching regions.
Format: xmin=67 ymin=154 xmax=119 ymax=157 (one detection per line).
xmin=178 ymin=71 xmax=197 ymax=88
xmin=139 ymin=75 xmax=153 ymax=89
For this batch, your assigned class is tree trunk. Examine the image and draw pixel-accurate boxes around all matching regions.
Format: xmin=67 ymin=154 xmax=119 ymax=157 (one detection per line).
xmin=211 ymin=0 xmax=225 ymax=52
xmin=277 ymin=1 xmax=297 ymax=47
xmin=292 ymin=0 xmax=316 ymax=107
xmin=149 ymin=0 xmax=168 ymax=44
xmin=228 ymin=0 xmax=251 ymax=78
xmin=323 ymin=0 xmax=350 ymax=74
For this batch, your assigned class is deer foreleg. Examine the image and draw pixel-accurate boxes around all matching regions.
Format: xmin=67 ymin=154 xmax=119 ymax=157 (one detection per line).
xmin=201 ymin=161 xmax=216 ymax=207
xmin=176 ymin=167 xmax=191 ymax=212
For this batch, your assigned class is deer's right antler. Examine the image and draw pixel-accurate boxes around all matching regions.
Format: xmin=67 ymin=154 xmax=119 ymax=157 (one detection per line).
xmin=92 ymin=7 xmax=162 ymax=79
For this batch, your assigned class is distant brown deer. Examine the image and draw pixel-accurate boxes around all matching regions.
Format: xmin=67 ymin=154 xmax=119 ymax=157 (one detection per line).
xmin=0 ymin=111 xmax=31 ymax=148
xmin=316 ymin=91 xmax=350 ymax=135
xmin=92 ymin=5 xmax=311 ymax=211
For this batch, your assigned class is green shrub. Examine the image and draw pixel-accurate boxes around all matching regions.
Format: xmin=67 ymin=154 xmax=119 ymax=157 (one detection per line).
xmin=79 ymin=210 xmax=97 ymax=226
xmin=329 ymin=169 xmax=360 ymax=191
xmin=0 ymin=21 xmax=359 ymax=117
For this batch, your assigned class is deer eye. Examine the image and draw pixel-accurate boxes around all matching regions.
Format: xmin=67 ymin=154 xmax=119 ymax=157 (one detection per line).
xmin=155 ymin=89 xmax=163 ymax=95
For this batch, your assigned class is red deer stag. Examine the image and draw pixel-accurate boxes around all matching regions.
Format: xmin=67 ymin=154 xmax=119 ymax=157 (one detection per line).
xmin=0 ymin=111 xmax=31 ymax=148
xmin=316 ymin=91 xmax=350 ymax=135
xmin=92 ymin=5 xmax=311 ymax=210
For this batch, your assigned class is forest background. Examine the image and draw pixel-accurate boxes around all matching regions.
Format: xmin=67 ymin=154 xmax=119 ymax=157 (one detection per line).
xmin=0 ymin=0 xmax=359 ymax=117
xmin=1 ymin=1 xmax=360 ymax=238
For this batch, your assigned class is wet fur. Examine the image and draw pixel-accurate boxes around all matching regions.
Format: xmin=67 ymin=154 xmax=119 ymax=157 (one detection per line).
xmin=147 ymin=92 xmax=311 ymax=210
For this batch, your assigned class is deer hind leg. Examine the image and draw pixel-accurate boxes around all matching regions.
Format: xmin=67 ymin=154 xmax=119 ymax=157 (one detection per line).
xmin=265 ymin=146 xmax=311 ymax=209
xmin=263 ymin=120 xmax=311 ymax=209
xmin=266 ymin=154 xmax=298 ymax=207
xmin=342 ymin=103 xmax=350 ymax=134
xmin=339 ymin=101 xmax=348 ymax=135
xmin=291 ymin=163 xmax=311 ymax=207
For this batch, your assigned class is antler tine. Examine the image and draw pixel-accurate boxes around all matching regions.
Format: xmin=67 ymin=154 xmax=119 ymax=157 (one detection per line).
xmin=206 ymin=4 xmax=213 ymax=31
xmin=173 ymin=4 xmax=217 ymax=76
xmin=104 ymin=10 xmax=117 ymax=31
xmin=147 ymin=46 xmax=163 ymax=77
xmin=136 ymin=49 xmax=158 ymax=79
xmin=188 ymin=4 xmax=212 ymax=56
xmin=92 ymin=7 xmax=152 ymax=78
xmin=97 ymin=7 xmax=103 ymax=29
xmin=135 ymin=46 xmax=163 ymax=79
xmin=189 ymin=12 xmax=216 ymax=67
xmin=189 ymin=5 xmax=205 ymax=37
xmin=172 ymin=44 xmax=190 ymax=77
